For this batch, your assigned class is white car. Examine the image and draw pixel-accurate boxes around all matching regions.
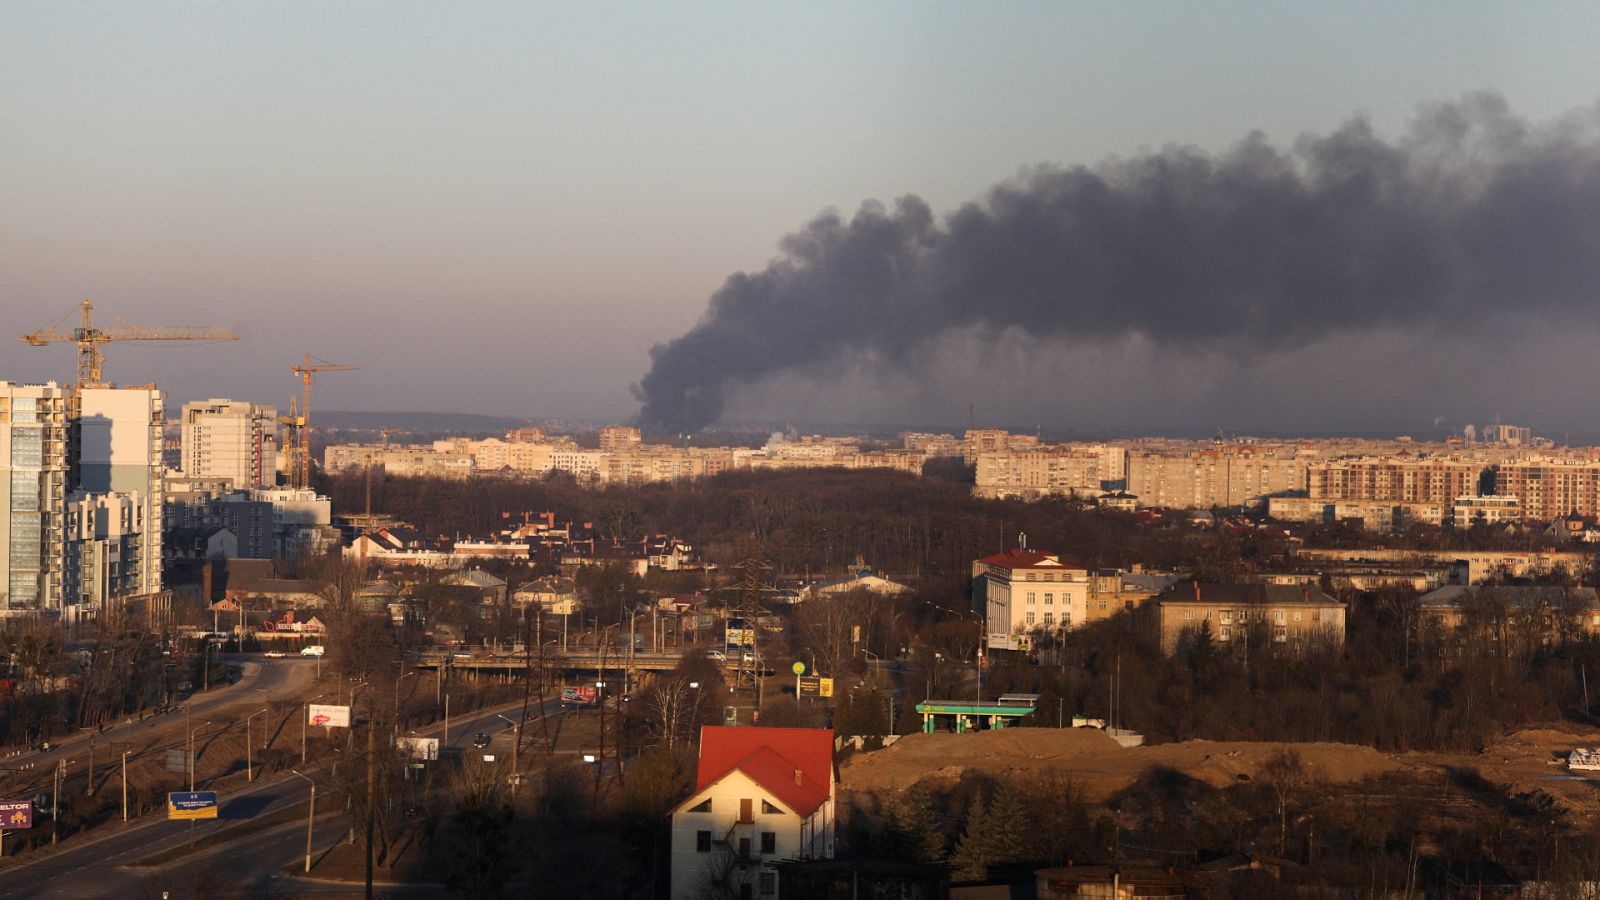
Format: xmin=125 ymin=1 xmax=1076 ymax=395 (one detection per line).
xmin=300 ymin=645 xmax=326 ymax=657
xmin=704 ymin=649 xmax=727 ymax=661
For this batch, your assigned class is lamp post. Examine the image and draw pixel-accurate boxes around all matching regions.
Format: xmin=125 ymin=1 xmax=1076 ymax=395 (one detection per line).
xmin=290 ymin=770 xmax=316 ymax=873
xmin=121 ymin=749 xmax=130 ymax=822
xmin=188 ymin=719 xmax=210 ymax=792
xmin=246 ymin=708 xmax=268 ymax=782
xmin=495 ymin=713 xmax=521 ymax=779
xmin=302 ymin=693 xmax=328 ymax=763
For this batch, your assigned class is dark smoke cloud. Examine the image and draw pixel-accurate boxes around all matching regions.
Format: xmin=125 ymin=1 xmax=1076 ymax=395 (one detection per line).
xmin=636 ymin=94 xmax=1600 ymax=433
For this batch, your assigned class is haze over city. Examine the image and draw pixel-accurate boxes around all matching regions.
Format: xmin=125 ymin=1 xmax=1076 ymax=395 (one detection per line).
xmin=6 ymin=2 xmax=1600 ymax=437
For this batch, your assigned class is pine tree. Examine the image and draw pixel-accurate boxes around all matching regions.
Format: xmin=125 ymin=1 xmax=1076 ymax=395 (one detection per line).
xmin=984 ymin=781 xmax=1031 ymax=866
xmin=950 ymin=791 xmax=991 ymax=881
xmin=902 ymin=783 xmax=947 ymax=864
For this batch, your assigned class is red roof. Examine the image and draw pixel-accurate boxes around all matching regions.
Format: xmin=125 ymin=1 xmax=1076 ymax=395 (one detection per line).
xmin=976 ymin=549 xmax=1065 ymax=569
xmin=695 ymin=726 xmax=833 ymax=817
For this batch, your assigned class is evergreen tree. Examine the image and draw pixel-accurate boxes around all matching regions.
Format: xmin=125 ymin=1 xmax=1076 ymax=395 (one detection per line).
xmin=950 ymin=791 xmax=991 ymax=881
xmin=902 ymin=783 xmax=947 ymax=864
xmin=984 ymin=781 xmax=1031 ymax=866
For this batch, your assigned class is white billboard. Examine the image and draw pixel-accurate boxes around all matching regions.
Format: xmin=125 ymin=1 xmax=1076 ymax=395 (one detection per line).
xmin=395 ymin=736 xmax=440 ymax=760
xmin=307 ymin=704 xmax=350 ymax=728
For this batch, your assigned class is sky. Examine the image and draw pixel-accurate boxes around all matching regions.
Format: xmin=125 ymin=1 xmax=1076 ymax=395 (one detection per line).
xmin=3 ymin=2 xmax=1600 ymax=436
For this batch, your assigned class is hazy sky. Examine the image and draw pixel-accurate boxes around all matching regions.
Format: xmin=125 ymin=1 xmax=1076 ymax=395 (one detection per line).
xmin=4 ymin=2 xmax=1600 ymax=434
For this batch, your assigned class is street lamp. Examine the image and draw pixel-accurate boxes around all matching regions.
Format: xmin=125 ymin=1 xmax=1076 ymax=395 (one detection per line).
xmin=246 ymin=708 xmax=268 ymax=782
xmin=495 ymin=714 xmax=521 ymax=780
xmin=289 ymin=770 xmax=317 ymax=873
xmin=188 ymin=719 xmax=210 ymax=792
xmin=302 ymin=693 xmax=328 ymax=763
xmin=121 ymin=749 xmax=130 ymax=822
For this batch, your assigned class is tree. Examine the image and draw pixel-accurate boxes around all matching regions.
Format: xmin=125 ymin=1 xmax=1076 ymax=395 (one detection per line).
xmin=950 ymin=791 xmax=991 ymax=881
xmin=1260 ymin=749 xmax=1308 ymax=858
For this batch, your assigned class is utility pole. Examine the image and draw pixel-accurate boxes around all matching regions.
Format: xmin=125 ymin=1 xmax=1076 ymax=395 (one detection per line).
xmin=51 ymin=759 xmax=64 ymax=844
xmin=247 ymin=708 xmax=268 ymax=782
xmin=291 ymin=771 xmax=316 ymax=873
xmin=364 ymin=689 xmax=376 ymax=900
xmin=302 ymin=693 xmax=327 ymax=763
xmin=121 ymin=750 xmax=130 ymax=821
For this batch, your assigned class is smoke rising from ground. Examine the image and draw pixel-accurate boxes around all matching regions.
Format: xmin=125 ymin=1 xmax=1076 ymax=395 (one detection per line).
xmin=636 ymin=94 xmax=1600 ymax=433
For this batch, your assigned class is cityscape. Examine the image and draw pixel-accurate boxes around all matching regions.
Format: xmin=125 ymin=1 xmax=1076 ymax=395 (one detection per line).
xmin=9 ymin=4 xmax=1600 ymax=900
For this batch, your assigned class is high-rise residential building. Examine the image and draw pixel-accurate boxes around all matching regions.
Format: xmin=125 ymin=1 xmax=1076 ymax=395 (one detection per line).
xmin=180 ymin=399 xmax=278 ymax=490
xmin=598 ymin=426 xmax=642 ymax=452
xmin=64 ymin=491 xmax=157 ymax=608
xmin=1308 ymin=457 xmax=1484 ymax=505
xmin=0 ymin=383 xmax=69 ymax=611
xmin=72 ymin=386 xmax=164 ymax=607
xmin=1492 ymin=461 xmax=1600 ymax=520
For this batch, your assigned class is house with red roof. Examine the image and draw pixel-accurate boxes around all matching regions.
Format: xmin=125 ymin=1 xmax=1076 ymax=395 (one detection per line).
xmin=670 ymin=725 xmax=836 ymax=900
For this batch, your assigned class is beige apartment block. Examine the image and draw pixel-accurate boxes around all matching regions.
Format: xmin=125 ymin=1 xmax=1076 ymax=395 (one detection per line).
xmin=1156 ymin=582 xmax=1345 ymax=655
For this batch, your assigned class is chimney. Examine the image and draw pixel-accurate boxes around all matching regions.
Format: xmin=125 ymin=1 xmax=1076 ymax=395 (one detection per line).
xmin=1192 ymin=579 xmax=1200 ymax=601
xmin=794 ymin=769 xmax=803 ymax=786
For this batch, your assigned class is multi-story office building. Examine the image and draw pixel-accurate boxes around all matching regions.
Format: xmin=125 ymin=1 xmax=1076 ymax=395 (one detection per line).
xmin=0 ymin=383 xmax=69 ymax=611
xmin=180 ymin=399 xmax=277 ymax=490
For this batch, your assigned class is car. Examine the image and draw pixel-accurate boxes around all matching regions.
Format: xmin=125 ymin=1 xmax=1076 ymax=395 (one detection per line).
xmin=471 ymin=732 xmax=491 ymax=749
xmin=262 ymin=650 xmax=287 ymax=659
xmin=704 ymin=649 xmax=727 ymax=661
xmin=176 ymin=681 xmax=195 ymax=692
xmin=300 ymin=645 xmax=326 ymax=657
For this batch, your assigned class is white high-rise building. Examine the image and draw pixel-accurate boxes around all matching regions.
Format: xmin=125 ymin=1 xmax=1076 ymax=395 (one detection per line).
xmin=181 ymin=399 xmax=278 ymax=490
xmin=72 ymin=387 xmax=164 ymax=604
xmin=0 ymin=383 xmax=69 ymax=611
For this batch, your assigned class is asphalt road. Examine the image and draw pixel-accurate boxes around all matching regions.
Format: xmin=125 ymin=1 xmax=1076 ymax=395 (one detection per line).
xmin=0 ymin=697 xmax=556 ymax=898
xmin=0 ymin=655 xmax=318 ymax=780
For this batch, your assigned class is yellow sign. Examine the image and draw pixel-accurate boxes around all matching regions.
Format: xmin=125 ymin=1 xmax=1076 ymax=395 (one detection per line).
xmin=167 ymin=804 xmax=218 ymax=821
xmin=818 ymin=678 xmax=834 ymax=698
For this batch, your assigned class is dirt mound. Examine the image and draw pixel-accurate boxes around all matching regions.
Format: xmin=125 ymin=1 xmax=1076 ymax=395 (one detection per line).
xmin=842 ymin=729 xmax=1405 ymax=800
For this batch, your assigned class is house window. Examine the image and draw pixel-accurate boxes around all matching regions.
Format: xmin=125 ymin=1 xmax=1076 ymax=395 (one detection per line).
xmin=1044 ymin=612 xmax=1054 ymax=627
xmin=1026 ymin=612 xmax=1036 ymax=626
xmin=1275 ymin=610 xmax=1286 ymax=624
xmin=1220 ymin=626 xmax=1232 ymax=640
xmin=761 ymin=832 xmax=776 ymax=855
xmin=761 ymin=800 xmax=781 ymax=814
xmin=760 ymin=872 xmax=777 ymax=896
xmin=1312 ymin=610 xmax=1321 ymax=623
xmin=1027 ymin=592 xmax=1036 ymax=605
xmin=696 ymin=830 xmax=711 ymax=853
xmin=1293 ymin=611 xmax=1302 ymax=623
xmin=1203 ymin=609 xmax=1212 ymax=620
xmin=1221 ymin=611 xmax=1233 ymax=625
xmin=1026 ymin=573 xmax=1036 ymax=581
xmin=1183 ymin=609 xmax=1193 ymax=621
xmin=1044 ymin=593 xmax=1053 ymax=605
xmin=690 ymin=799 xmax=711 ymax=813
xmin=1274 ymin=626 xmax=1287 ymax=642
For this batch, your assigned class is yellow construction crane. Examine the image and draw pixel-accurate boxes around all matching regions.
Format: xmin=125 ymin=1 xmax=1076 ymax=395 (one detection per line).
xmin=20 ymin=300 xmax=239 ymax=387
xmin=284 ymin=353 xmax=358 ymax=489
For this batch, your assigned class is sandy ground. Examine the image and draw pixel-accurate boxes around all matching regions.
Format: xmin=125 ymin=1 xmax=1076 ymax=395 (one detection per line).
xmin=842 ymin=728 xmax=1403 ymax=801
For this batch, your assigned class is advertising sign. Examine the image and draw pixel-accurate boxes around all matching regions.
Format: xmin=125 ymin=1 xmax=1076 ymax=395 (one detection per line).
xmin=798 ymin=675 xmax=821 ymax=697
xmin=818 ymin=677 xmax=834 ymax=699
xmin=0 ymin=801 xmax=31 ymax=830
xmin=307 ymin=704 xmax=351 ymax=728
xmin=395 ymin=736 xmax=440 ymax=760
xmin=560 ymin=686 xmax=599 ymax=708
xmin=167 ymin=791 xmax=219 ymax=821
xmin=164 ymin=749 xmax=193 ymax=775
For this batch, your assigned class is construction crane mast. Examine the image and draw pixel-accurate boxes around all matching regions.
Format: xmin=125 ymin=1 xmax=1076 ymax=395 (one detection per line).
xmin=20 ymin=300 xmax=239 ymax=387
xmin=284 ymin=353 xmax=357 ymax=490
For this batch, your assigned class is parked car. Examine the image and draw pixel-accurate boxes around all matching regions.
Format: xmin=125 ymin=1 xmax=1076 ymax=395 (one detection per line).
xmin=300 ymin=645 xmax=325 ymax=657
xmin=262 ymin=650 xmax=287 ymax=659
xmin=472 ymin=732 xmax=491 ymax=749
xmin=704 ymin=649 xmax=727 ymax=661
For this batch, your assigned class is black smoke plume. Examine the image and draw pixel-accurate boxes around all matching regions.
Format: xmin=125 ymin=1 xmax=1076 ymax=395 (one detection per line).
xmin=636 ymin=94 xmax=1600 ymax=432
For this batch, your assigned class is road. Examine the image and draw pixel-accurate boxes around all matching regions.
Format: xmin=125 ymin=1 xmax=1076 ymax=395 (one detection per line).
xmin=0 ymin=655 xmax=318 ymax=779
xmin=0 ymin=696 xmax=557 ymax=898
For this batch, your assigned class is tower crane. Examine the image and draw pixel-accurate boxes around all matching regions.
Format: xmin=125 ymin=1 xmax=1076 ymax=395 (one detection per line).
xmin=20 ymin=300 xmax=239 ymax=387
xmin=284 ymin=353 xmax=358 ymax=490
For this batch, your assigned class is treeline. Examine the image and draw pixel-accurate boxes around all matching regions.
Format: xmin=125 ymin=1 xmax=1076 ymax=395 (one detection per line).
xmin=321 ymin=468 xmax=1269 ymax=579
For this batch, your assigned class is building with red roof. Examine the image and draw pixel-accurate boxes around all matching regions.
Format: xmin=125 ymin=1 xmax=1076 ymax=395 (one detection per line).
xmin=670 ymin=726 xmax=836 ymax=900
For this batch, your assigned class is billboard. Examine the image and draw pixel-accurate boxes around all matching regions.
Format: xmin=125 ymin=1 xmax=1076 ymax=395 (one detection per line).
xmin=560 ymin=686 xmax=598 ymax=707
xmin=167 ymin=791 xmax=219 ymax=821
xmin=395 ymin=736 xmax=440 ymax=760
xmin=0 ymin=801 xmax=31 ymax=830
xmin=307 ymin=704 xmax=350 ymax=728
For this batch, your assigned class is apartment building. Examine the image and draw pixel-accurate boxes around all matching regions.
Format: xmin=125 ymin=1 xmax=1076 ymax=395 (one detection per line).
xmin=180 ymin=398 xmax=277 ymax=490
xmin=974 ymin=444 xmax=1126 ymax=500
xmin=1126 ymin=448 xmax=1308 ymax=509
xmin=73 ymin=386 xmax=164 ymax=608
xmin=598 ymin=426 xmax=642 ymax=452
xmin=1491 ymin=461 xmax=1600 ymax=520
xmin=64 ymin=491 xmax=157 ymax=607
xmin=1308 ymin=456 xmax=1484 ymax=505
xmin=1155 ymin=582 xmax=1346 ymax=655
xmin=0 ymin=383 xmax=69 ymax=611
xmin=670 ymin=726 xmax=835 ymax=900
xmin=1267 ymin=496 xmax=1445 ymax=530
xmin=1418 ymin=585 xmax=1600 ymax=647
